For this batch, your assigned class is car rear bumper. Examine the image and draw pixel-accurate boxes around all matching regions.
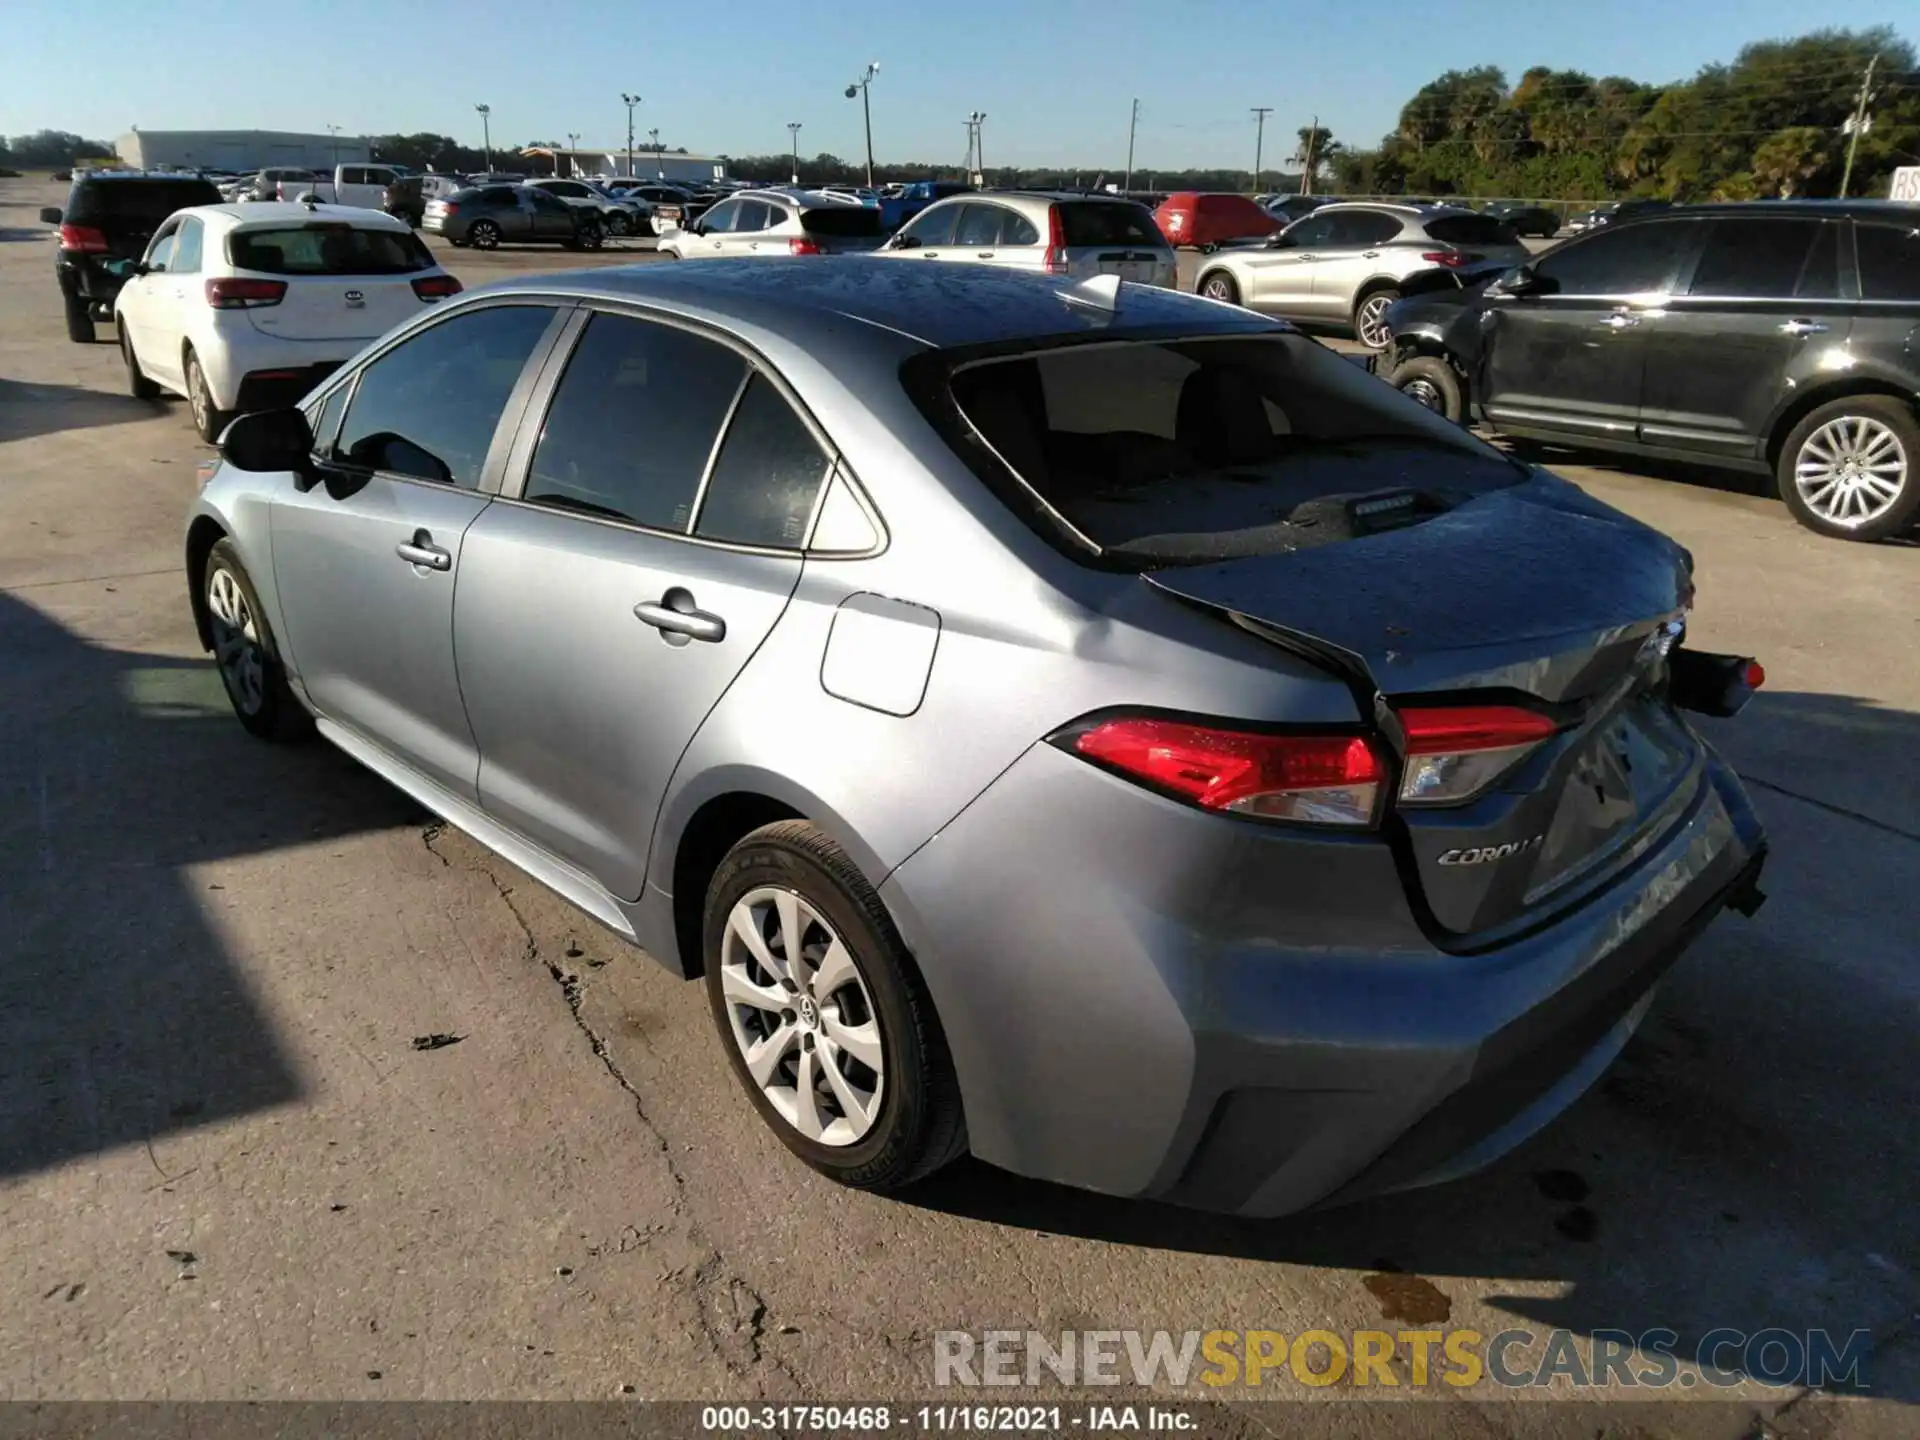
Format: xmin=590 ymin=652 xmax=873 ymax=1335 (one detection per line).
xmin=233 ymin=362 xmax=346 ymax=414
xmin=880 ymin=735 xmax=1765 ymax=1216
xmin=202 ymin=325 xmax=381 ymax=410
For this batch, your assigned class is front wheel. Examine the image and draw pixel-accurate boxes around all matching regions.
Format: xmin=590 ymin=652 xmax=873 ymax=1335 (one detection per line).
xmin=202 ymin=539 xmax=312 ymax=741
xmin=185 ymin=349 xmax=232 ymax=443
xmin=703 ymin=821 xmax=966 ymax=1191
xmin=1353 ymin=288 xmax=1401 ymax=350
xmin=1197 ymin=270 xmax=1241 ymax=305
xmin=1385 ymin=355 xmax=1464 ymax=424
xmin=572 ymin=223 xmax=604 ymax=251
xmin=1776 ymin=396 xmax=1920 ymax=541
xmin=603 ymin=210 xmax=631 ymax=237
xmin=468 ymin=219 xmax=501 ymax=250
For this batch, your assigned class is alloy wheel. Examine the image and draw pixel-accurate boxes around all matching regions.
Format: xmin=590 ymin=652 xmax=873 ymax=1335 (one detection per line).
xmin=1401 ymin=377 xmax=1445 ymax=413
xmin=471 ymin=221 xmax=499 ymax=249
xmin=1202 ymin=275 xmax=1235 ymax=302
xmin=205 ymin=565 xmax=266 ymax=716
xmin=1356 ymin=295 xmax=1395 ymax=349
xmin=1795 ymin=416 xmax=1909 ymax=529
xmin=718 ymin=886 xmax=884 ymax=1146
xmin=188 ymin=358 xmax=210 ymax=433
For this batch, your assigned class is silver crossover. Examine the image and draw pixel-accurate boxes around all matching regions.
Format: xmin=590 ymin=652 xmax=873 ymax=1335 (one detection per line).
xmin=1194 ymin=202 xmax=1531 ymax=348
xmin=657 ymin=189 xmax=885 ymax=259
xmin=876 ymin=191 xmax=1177 ymax=288
xmin=187 ymin=260 xmax=1768 ymax=1215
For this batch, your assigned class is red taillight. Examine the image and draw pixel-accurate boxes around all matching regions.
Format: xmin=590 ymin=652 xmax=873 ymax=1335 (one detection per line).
xmin=787 ymin=236 xmax=821 ymax=255
xmin=58 ymin=223 xmax=109 ymax=253
xmin=205 ymin=277 xmax=287 ymax=309
xmin=411 ymin=273 xmax=463 ymax=300
xmin=1068 ymin=717 xmax=1384 ymax=827
xmin=1743 ymin=660 xmax=1766 ymax=691
xmin=1043 ymin=205 xmax=1069 ymax=275
xmin=1420 ymin=251 xmax=1468 ymax=268
xmin=441 ymin=202 xmax=460 ymax=216
xmin=1396 ymin=705 xmax=1559 ymax=806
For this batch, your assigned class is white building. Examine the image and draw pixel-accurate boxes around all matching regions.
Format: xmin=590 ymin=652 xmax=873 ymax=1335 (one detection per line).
xmin=116 ymin=129 xmax=372 ymax=172
xmin=522 ymin=146 xmax=729 ymax=183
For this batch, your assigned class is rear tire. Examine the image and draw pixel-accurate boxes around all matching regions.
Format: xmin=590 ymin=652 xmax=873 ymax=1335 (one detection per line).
xmin=120 ymin=325 xmax=160 ymax=400
xmin=703 ymin=821 xmax=966 ymax=1192
xmin=64 ymin=289 xmax=95 ymax=344
xmin=1198 ymin=270 xmax=1241 ymax=305
xmin=468 ymin=219 xmax=501 ymax=250
xmin=202 ymin=539 xmax=313 ymax=742
xmin=1775 ymin=395 xmax=1920 ymax=542
xmin=185 ymin=348 xmax=231 ymax=443
xmin=1386 ymin=355 xmax=1464 ymax=424
xmin=1353 ymin=287 xmax=1401 ymax=350
xmin=604 ymin=210 xmax=631 ymax=237
xmin=574 ymin=222 xmax=604 ymax=251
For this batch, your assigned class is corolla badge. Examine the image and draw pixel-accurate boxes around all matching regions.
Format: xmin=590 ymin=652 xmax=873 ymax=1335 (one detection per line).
xmin=1437 ymin=835 xmax=1544 ymax=866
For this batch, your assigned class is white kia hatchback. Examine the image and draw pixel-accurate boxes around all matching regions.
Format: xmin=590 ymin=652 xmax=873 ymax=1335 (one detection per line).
xmin=113 ymin=200 xmax=462 ymax=439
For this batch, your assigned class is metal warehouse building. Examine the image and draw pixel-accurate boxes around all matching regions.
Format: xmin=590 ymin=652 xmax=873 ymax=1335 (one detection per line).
xmin=115 ymin=129 xmax=371 ymax=172
xmin=521 ymin=146 xmax=729 ymax=184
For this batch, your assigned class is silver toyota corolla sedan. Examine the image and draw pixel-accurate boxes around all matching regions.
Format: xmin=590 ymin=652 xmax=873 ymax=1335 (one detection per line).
xmin=186 ymin=259 xmax=1769 ymax=1216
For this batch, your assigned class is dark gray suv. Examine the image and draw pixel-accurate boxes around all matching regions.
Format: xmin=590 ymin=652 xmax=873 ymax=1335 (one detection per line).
xmin=1379 ymin=201 xmax=1920 ymax=541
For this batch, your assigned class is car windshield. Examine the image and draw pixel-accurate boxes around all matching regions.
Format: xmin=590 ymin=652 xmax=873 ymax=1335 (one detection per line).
xmin=229 ymin=224 xmax=434 ymax=275
xmin=944 ymin=334 xmax=1523 ymax=564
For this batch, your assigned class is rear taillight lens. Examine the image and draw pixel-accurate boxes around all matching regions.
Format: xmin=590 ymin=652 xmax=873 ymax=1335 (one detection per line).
xmin=787 ymin=236 xmax=821 ymax=255
xmin=1396 ymin=705 xmax=1559 ymax=806
xmin=441 ymin=201 xmax=460 ymax=216
xmin=1043 ymin=206 xmax=1069 ymax=275
xmin=205 ymin=277 xmax=287 ymax=309
xmin=58 ymin=223 xmax=109 ymax=253
xmin=1420 ymin=251 xmax=1468 ymax=268
xmin=411 ymin=274 xmax=463 ymax=300
xmin=1065 ymin=716 xmax=1384 ymax=827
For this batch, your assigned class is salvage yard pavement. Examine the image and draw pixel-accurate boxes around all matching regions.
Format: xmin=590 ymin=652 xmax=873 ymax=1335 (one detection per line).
xmin=1 ymin=174 xmax=1916 ymax=1434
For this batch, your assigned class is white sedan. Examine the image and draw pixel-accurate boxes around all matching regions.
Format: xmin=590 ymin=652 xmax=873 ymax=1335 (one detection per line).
xmin=113 ymin=201 xmax=462 ymax=440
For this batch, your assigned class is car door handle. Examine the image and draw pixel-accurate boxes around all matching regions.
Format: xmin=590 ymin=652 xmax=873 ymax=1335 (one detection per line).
xmin=1295 ymin=253 xmax=1317 ymax=261
xmin=1779 ymin=318 xmax=1829 ymax=335
xmin=1603 ymin=312 xmax=1641 ymax=330
xmin=1362 ymin=250 xmax=1380 ymax=258
xmin=634 ymin=588 xmax=726 ymax=645
xmin=395 ymin=530 xmax=452 ymax=571
xmin=976 ymin=250 xmax=995 ymax=259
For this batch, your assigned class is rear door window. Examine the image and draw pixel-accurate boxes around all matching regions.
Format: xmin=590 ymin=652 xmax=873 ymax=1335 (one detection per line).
xmin=333 ymin=305 xmax=556 ymax=487
xmin=694 ymin=374 xmax=833 ymax=547
xmin=1327 ymin=211 xmax=1403 ymax=247
xmin=953 ymin=204 xmax=1006 ymax=248
xmin=942 ymin=334 xmax=1519 ymax=564
xmin=230 ymin=225 xmax=432 ymax=274
xmin=1687 ymin=217 xmax=1824 ymax=298
xmin=1058 ymin=203 xmax=1161 ymax=246
xmin=1855 ymin=222 xmax=1920 ymax=300
xmin=523 ymin=313 xmax=749 ymax=531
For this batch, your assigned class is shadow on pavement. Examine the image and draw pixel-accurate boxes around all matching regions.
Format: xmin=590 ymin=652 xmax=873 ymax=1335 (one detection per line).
xmin=904 ymin=690 xmax=1920 ymax=1395
xmin=0 ymin=591 xmax=422 ymax=1181
xmin=0 ymin=379 xmax=168 ymax=445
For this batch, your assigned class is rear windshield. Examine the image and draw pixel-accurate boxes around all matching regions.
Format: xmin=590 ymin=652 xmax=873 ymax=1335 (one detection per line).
xmin=68 ymin=179 xmax=221 ymax=225
xmin=943 ymin=335 xmax=1522 ymax=565
xmin=228 ymin=224 xmax=434 ymax=275
xmin=801 ymin=207 xmax=883 ymax=238
xmin=1058 ymin=203 xmax=1165 ymax=247
xmin=1424 ymin=214 xmax=1519 ymax=246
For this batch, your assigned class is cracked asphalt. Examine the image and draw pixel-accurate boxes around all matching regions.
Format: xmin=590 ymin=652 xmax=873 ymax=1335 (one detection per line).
xmin=2 ymin=175 xmax=1916 ymax=1435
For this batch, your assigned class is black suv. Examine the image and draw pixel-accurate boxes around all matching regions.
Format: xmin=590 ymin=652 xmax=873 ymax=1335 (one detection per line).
xmin=1378 ymin=201 xmax=1920 ymax=541
xmin=41 ymin=171 xmax=221 ymax=343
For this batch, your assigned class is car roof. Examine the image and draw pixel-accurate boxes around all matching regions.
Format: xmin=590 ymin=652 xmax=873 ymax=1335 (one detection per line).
xmin=737 ymin=188 xmax=868 ymax=210
xmin=473 ymin=256 xmax=1278 ymax=351
xmin=1655 ymin=199 xmax=1914 ymax=219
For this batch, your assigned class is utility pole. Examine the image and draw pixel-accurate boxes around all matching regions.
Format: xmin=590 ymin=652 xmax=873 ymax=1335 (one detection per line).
xmin=845 ymin=63 xmax=879 ymax=187
xmin=788 ymin=122 xmax=802 ymax=184
xmin=1123 ymin=98 xmax=1140 ymax=196
xmin=474 ymin=105 xmax=491 ymax=170
xmin=1299 ymin=113 xmax=1319 ymax=196
xmin=621 ymin=92 xmax=641 ymax=179
xmin=1838 ymin=52 xmax=1880 ymax=199
xmin=1250 ymin=106 xmax=1272 ymax=194
xmin=965 ymin=111 xmax=986 ymax=185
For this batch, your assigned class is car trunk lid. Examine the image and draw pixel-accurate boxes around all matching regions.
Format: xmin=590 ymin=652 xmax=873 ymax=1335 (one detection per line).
xmin=1144 ymin=480 xmax=1701 ymax=939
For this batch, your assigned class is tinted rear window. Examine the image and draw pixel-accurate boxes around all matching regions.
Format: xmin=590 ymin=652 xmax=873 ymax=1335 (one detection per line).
xmin=230 ymin=225 xmax=433 ymax=275
xmin=800 ymin=207 xmax=883 ymax=238
xmin=944 ymin=335 xmax=1520 ymax=565
xmin=1424 ymin=214 xmax=1519 ymax=246
xmin=1856 ymin=222 xmax=1920 ymax=301
xmin=68 ymin=179 xmax=221 ymax=226
xmin=1059 ymin=203 xmax=1164 ymax=247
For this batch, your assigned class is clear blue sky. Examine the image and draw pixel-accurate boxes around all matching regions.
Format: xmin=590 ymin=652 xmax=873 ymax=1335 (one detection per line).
xmin=3 ymin=0 xmax=1911 ymax=169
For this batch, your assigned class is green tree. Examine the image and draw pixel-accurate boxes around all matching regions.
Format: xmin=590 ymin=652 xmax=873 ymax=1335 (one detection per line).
xmin=1752 ymin=126 xmax=1834 ymax=197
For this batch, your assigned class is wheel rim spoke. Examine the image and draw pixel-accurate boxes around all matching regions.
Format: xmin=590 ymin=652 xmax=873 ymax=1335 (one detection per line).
xmin=742 ymin=1023 xmax=797 ymax=1088
xmin=822 ymin=1010 xmax=882 ymax=1071
xmin=721 ymin=960 xmax=787 ymax=1015
xmin=819 ymin=1049 xmax=877 ymax=1132
xmin=789 ymin=1046 xmax=826 ymax=1140
xmin=727 ymin=905 xmax=786 ymax=983
xmin=810 ymin=937 xmax=858 ymax=1002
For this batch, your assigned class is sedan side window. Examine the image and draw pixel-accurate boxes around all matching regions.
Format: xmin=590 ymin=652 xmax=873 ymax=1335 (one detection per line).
xmin=1535 ymin=220 xmax=1689 ymax=296
xmin=333 ymin=305 xmax=555 ymax=487
xmin=901 ymin=204 xmax=959 ymax=247
xmin=694 ymin=374 xmax=833 ymax=547
xmin=524 ymin=313 xmax=749 ymax=531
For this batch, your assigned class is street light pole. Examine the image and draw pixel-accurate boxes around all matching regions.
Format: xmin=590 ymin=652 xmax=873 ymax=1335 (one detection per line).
xmin=566 ymin=132 xmax=580 ymax=177
xmin=844 ymin=62 xmax=879 ymax=187
xmin=649 ymin=126 xmax=661 ymax=179
xmin=474 ymin=104 xmax=491 ymax=170
xmin=967 ymin=111 xmax=986 ymax=185
xmin=326 ymin=123 xmax=340 ymax=169
xmin=1250 ymin=106 xmax=1272 ymax=194
xmin=788 ymin=122 xmax=802 ymax=184
xmin=621 ymin=93 xmax=641 ymax=179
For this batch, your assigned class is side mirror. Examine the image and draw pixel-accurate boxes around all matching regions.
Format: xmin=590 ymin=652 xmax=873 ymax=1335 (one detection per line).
xmin=890 ymin=233 xmax=921 ymax=250
xmin=1265 ymin=230 xmax=1294 ymax=248
xmin=220 ymin=407 xmax=314 ymax=476
xmin=1494 ymin=264 xmax=1551 ymax=297
xmin=103 ymin=258 xmax=146 ymax=279
xmin=41 ymin=206 xmax=64 ymax=225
